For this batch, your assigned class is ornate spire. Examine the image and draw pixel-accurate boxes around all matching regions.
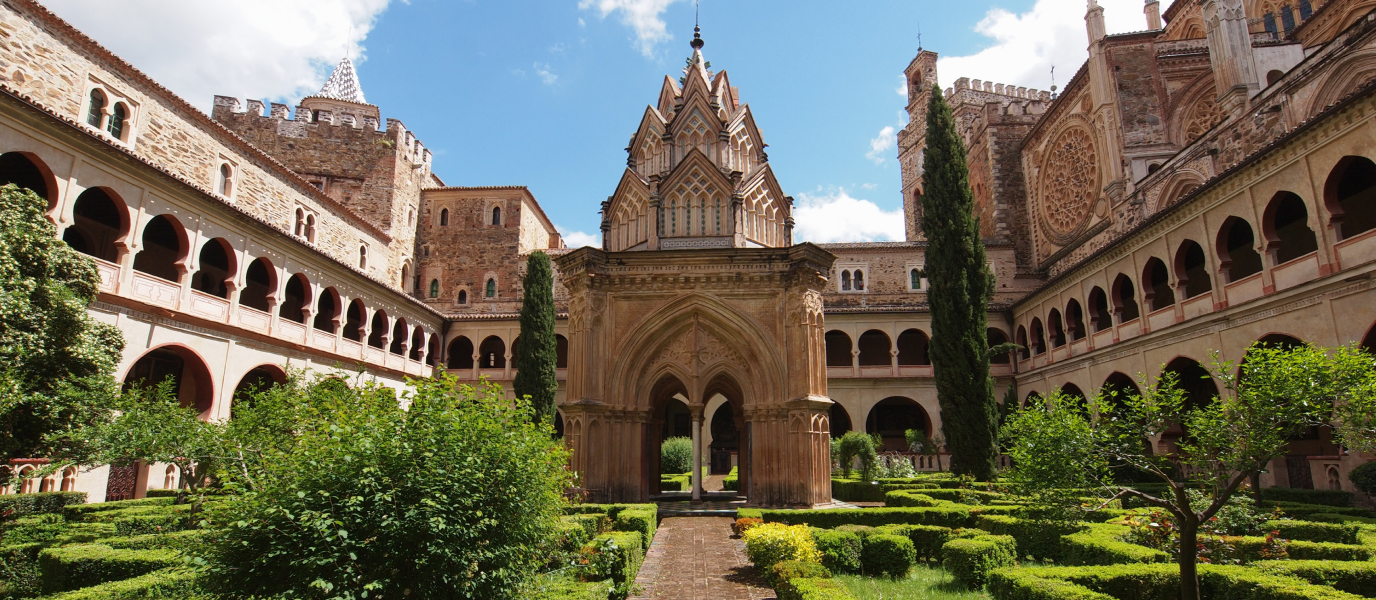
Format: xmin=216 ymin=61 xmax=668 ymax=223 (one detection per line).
xmin=691 ymin=25 xmax=704 ymax=50
xmin=316 ymin=57 xmax=366 ymax=104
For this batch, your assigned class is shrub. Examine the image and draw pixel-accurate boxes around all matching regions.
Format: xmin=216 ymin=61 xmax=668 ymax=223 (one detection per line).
xmin=1260 ymin=487 xmax=1354 ymax=508
xmin=142 ymin=489 xmax=179 ymax=498
xmin=861 ymin=533 xmax=915 ymax=577
xmin=101 ymin=529 xmax=207 ymax=551
xmin=944 ymin=534 xmax=1017 ymax=588
xmin=723 ymin=466 xmax=739 ymax=491
xmin=987 ymin=563 xmax=1375 ymax=600
xmin=0 ymin=542 xmax=44 ymax=597
xmin=613 ymin=507 xmax=657 ymax=548
xmin=758 ymin=505 xmax=971 ymax=529
xmin=810 ymin=528 xmax=862 ymax=574
xmin=63 ymin=497 xmax=172 ymax=519
xmin=563 ymin=513 xmax=611 ymax=539
xmin=1349 ymin=462 xmax=1376 ymax=496
xmin=533 ymin=573 xmax=614 ymax=600
xmin=885 ymin=490 xmax=941 ymax=507
xmin=743 ymin=523 xmax=821 ymax=570
xmin=1265 ymin=502 xmax=1373 ymax=518
xmin=921 ymin=488 xmax=1005 ymax=505
xmin=873 ymin=523 xmax=953 ymax=562
xmin=831 ymin=479 xmax=887 ymax=503
xmin=201 ymin=377 xmax=573 ymax=600
xmin=1253 ymin=560 xmax=1376 ymax=597
xmin=1061 ymin=523 xmax=1170 ymax=566
xmin=37 ymin=567 xmax=198 ymax=600
xmin=578 ymin=531 xmax=643 ymax=593
xmin=659 ymin=474 xmax=687 ymax=491
xmin=734 ymin=517 xmax=763 ymax=536
xmin=977 ymin=514 xmax=1081 ymax=562
xmin=781 ymin=578 xmax=857 ymax=600
xmin=835 ymin=524 xmax=874 ymax=537
xmin=767 ymin=559 xmax=831 ymax=589
xmin=0 ymin=492 xmax=86 ymax=518
xmin=37 ymin=545 xmax=181 ymax=593
xmin=1262 ymin=520 xmax=1359 ymax=544
xmin=836 ymin=432 xmax=879 ymax=480
xmin=661 ymin=437 xmax=693 ymax=474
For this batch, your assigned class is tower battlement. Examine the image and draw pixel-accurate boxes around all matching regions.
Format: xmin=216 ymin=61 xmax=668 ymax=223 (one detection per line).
xmin=945 ymin=78 xmax=1052 ymax=103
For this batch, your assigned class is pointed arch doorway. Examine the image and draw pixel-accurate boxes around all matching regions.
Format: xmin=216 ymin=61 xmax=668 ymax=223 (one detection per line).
xmin=556 ymin=245 xmax=836 ymax=507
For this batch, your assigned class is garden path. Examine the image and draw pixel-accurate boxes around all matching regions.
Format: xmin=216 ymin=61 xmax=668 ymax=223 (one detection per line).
xmin=629 ymin=516 xmax=775 ymax=600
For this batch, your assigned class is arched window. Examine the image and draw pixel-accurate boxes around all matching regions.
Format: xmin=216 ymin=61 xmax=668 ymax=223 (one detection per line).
xmin=305 ymin=214 xmax=316 ymax=243
xmin=163 ymin=465 xmax=178 ymax=490
xmin=1088 ymin=286 xmax=1113 ymax=332
xmin=492 ymin=206 xmax=501 ymax=225
xmin=400 ymin=264 xmax=411 ymax=293
xmin=408 ymin=209 xmax=415 ymax=227
xmin=1266 ymin=70 xmax=1285 ymax=87
xmin=447 ymin=336 xmax=474 ymax=369
xmin=1111 ymin=274 xmax=1140 ymax=323
xmin=853 ymin=270 xmax=866 ymax=291
xmin=987 ymin=328 xmax=1011 ymax=364
xmin=279 ymin=274 xmax=310 ymax=323
xmin=359 ymin=245 xmax=368 ymax=270
xmin=240 ymin=258 xmax=275 ymax=312
xmin=910 ymin=268 xmax=923 ymax=290
xmin=479 ymin=336 xmax=506 ymax=368
xmin=108 ymin=103 xmax=127 ymax=140
xmin=367 ymin=310 xmax=388 ymax=348
xmin=132 ymin=215 xmax=184 ymax=282
xmin=1142 ymin=258 xmax=1175 ymax=312
xmin=314 ymin=287 xmax=340 ymax=333
xmin=841 ymin=270 xmax=852 ymax=291
xmin=1217 ymin=217 xmax=1264 ymax=282
xmin=896 ymin=329 xmax=931 ymax=365
xmin=439 ymin=208 xmax=449 ymax=226
xmin=1016 ymin=326 xmax=1030 ymax=360
xmin=61 ymin=467 xmax=77 ymax=492
xmin=218 ymin=164 xmax=233 ymax=197
xmin=1264 ymin=192 xmax=1318 ymax=264
xmin=410 ymin=328 xmax=426 ymax=361
xmin=0 ymin=152 xmax=52 ymax=203
xmin=193 ymin=238 xmax=234 ymax=299
xmin=857 ymin=330 xmax=891 ymax=366
xmin=389 ymin=319 xmax=408 ymax=355
xmin=457 ymin=289 xmax=468 ymax=305
xmin=1030 ymin=318 xmax=1046 ymax=355
xmin=86 ymin=89 xmax=105 ymax=128
xmin=1325 ymin=156 xmax=1376 ymax=240
xmin=1065 ymin=299 xmax=1086 ymax=341
xmin=555 ymin=334 xmax=569 ymax=368
xmin=343 ymin=299 xmax=365 ymax=342
xmin=64 ymin=188 xmax=124 ymax=262
xmin=294 ymin=208 xmax=306 ymax=237
xmin=1175 ymin=240 xmax=1212 ymax=299
xmin=485 ymin=278 xmax=496 ymax=298
xmin=825 ymin=330 xmax=853 ymax=367
xmin=429 ymin=279 xmax=439 ymax=298
xmin=1048 ymin=309 xmax=1066 ymax=348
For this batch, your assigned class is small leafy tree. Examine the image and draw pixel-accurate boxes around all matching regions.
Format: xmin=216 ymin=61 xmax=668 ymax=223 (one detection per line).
xmin=661 ymin=436 xmax=693 ymax=474
xmin=203 ymin=374 xmax=573 ymax=599
xmin=514 ymin=251 xmax=558 ymax=425
xmin=0 ymin=184 xmax=123 ymax=485
xmin=836 ymin=431 xmax=878 ymax=480
xmin=1001 ymin=342 xmax=1376 ymax=600
xmin=905 ymin=428 xmax=945 ymax=471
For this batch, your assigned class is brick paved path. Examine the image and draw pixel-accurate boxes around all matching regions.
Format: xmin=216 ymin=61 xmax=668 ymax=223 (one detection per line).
xmin=629 ymin=516 xmax=775 ymax=600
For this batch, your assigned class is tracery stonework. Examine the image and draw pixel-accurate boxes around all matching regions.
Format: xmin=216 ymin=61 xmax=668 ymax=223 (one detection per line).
xmin=1039 ymin=128 xmax=1099 ymax=244
xmin=1183 ymin=95 xmax=1227 ymax=145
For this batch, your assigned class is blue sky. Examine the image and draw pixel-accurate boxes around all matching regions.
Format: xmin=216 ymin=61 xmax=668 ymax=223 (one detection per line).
xmin=42 ymin=0 xmax=1149 ymax=246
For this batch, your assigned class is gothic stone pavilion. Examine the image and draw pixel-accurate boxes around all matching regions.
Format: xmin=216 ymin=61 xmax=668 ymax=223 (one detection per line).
xmin=1 ymin=0 xmax=1375 ymax=504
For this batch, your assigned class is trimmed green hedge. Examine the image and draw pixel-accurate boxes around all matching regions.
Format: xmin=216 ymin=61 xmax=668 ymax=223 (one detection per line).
xmin=37 ymin=544 xmax=181 ymax=594
xmin=585 ymin=531 xmax=643 ymax=588
xmin=759 ymin=506 xmax=971 ymax=529
xmin=1261 ymin=520 xmax=1359 ymax=544
xmin=987 ymin=563 xmax=1369 ymax=600
xmin=861 ymin=533 xmax=915 ymax=577
xmin=1260 ymin=488 xmax=1353 ymax=507
xmin=1253 ymin=560 xmax=1376 ymax=597
xmin=562 ymin=513 xmax=610 ymax=539
xmin=782 ymin=577 xmax=857 ymax=600
xmin=142 ymin=489 xmax=180 ymax=499
xmin=0 ymin=492 xmax=85 ymax=518
xmin=101 ymin=529 xmax=208 ymax=551
xmin=831 ymin=479 xmax=887 ymax=503
xmin=63 ymin=498 xmax=173 ymax=520
xmin=1265 ymin=503 xmax=1374 ymax=519
xmin=0 ymin=542 xmax=45 ymax=597
xmin=872 ymin=524 xmax=953 ymax=562
xmin=885 ymin=490 xmax=941 ymax=507
xmin=1061 ymin=523 xmax=1170 ymax=566
xmin=944 ymin=534 xmax=1017 ymax=588
xmin=976 ymin=514 xmax=1081 ymax=562
xmin=536 ymin=573 xmax=614 ymax=600
xmin=921 ymin=488 xmax=1006 ymax=504
xmin=613 ymin=507 xmax=657 ymax=548
xmin=811 ymin=528 xmax=863 ymax=574
xmin=767 ymin=559 xmax=831 ymax=589
xmin=39 ymin=568 xmax=199 ymax=600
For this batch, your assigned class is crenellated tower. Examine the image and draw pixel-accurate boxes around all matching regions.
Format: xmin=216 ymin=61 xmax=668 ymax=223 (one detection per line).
xmin=601 ymin=28 xmax=793 ymax=252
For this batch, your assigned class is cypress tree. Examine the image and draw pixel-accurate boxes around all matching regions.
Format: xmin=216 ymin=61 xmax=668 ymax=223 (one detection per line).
xmin=513 ymin=251 xmax=558 ymax=425
xmin=920 ymin=85 xmax=998 ymax=480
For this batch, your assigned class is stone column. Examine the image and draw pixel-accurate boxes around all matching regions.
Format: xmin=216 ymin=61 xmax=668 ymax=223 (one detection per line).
xmin=1201 ymin=0 xmax=1259 ymax=113
xmin=691 ymin=410 xmax=703 ymax=501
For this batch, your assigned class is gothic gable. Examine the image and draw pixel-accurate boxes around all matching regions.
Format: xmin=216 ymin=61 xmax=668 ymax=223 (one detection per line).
xmin=605 ymin=169 xmax=653 ymax=252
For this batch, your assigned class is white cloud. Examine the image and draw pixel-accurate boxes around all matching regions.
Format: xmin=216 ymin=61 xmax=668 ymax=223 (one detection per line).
xmin=866 ymin=126 xmax=896 ymax=165
xmin=860 ymin=183 xmax=878 ymax=190
xmin=936 ymin=0 xmax=1144 ymax=91
xmin=578 ymin=0 xmax=684 ymax=57
xmin=896 ymin=74 xmax=909 ymax=97
xmin=40 ymin=0 xmax=393 ymax=113
xmin=557 ymin=225 xmax=601 ymax=248
xmin=534 ymin=63 xmax=559 ymax=85
xmin=792 ymin=189 xmax=905 ymax=244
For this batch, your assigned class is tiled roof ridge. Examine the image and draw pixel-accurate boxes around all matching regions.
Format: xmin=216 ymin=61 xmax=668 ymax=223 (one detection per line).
xmin=0 ymin=84 xmax=445 ymax=320
xmin=12 ymin=0 xmax=389 ymax=242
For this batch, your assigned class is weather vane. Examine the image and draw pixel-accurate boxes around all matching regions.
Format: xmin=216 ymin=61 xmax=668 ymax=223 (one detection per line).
xmin=917 ymin=25 xmax=922 ymax=51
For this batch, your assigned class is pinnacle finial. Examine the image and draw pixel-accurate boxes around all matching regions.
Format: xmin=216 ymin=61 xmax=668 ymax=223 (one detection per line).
xmin=691 ymin=0 xmax=704 ymax=49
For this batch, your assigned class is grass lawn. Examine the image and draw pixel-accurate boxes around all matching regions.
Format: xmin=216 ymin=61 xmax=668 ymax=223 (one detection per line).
xmin=835 ymin=565 xmax=991 ymax=600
